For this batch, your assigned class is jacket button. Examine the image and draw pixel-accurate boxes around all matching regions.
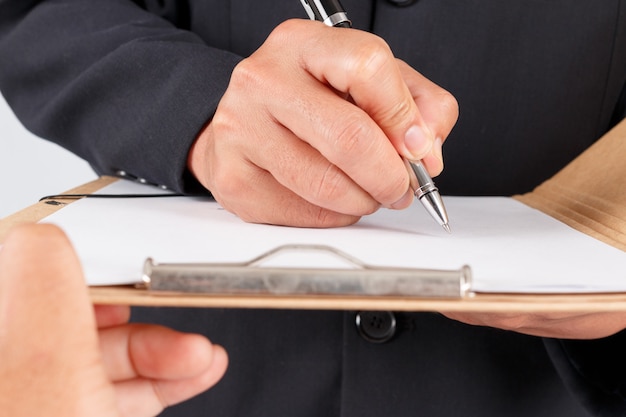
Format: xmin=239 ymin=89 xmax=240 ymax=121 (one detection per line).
xmin=356 ymin=311 xmax=397 ymax=343
xmin=386 ymin=0 xmax=418 ymax=6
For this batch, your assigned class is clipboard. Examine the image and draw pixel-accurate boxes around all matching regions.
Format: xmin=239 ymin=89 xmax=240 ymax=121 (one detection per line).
xmin=1 ymin=119 xmax=625 ymax=312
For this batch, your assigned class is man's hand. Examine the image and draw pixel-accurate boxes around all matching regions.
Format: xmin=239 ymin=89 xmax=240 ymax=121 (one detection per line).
xmin=189 ymin=19 xmax=458 ymax=227
xmin=442 ymin=311 xmax=626 ymax=339
xmin=0 ymin=224 xmax=228 ymax=417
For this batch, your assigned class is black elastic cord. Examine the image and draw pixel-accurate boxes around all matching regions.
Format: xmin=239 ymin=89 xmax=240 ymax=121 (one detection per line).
xmin=39 ymin=193 xmax=185 ymax=202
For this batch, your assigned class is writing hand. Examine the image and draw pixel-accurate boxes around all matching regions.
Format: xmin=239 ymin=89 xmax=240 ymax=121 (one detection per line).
xmin=0 ymin=224 xmax=228 ymax=417
xmin=189 ymin=19 xmax=458 ymax=227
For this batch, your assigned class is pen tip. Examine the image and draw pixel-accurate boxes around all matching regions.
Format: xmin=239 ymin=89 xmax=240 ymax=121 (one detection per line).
xmin=442 ymin=223 xmax=451 ymax=234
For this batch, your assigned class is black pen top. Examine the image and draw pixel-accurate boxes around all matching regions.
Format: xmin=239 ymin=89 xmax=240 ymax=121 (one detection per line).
xmin=300 ymin=0 xmax=352 ymax=27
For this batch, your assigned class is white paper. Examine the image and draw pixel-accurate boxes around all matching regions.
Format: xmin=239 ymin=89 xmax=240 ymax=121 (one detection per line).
xmin=40 ymin=180 xmax=626 ymax=293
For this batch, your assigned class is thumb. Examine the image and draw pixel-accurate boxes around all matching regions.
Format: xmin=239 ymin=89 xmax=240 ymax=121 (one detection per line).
xmin=0 ymin=224 xmax=118 ymax=417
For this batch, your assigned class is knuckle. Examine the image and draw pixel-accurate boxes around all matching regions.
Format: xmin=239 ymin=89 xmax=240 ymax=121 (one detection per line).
xmin=230 ymin=58 xmax=264 ymax=91
xmin=331 ymin=114 xmax=370 ymax=156
xmin=264 ymin=19 xmax=309 ymax=59
xmin=437 ymin=90 xmax=460 ymax=124
xmin=312 ymin=163 xmax=350 ymax=204
xmin=268 ymin=19 xmax=301 ymax=43
xmin=210 ymin=107 xmax=238 ymax=135
xmin=349 ymin=38 xmax=393 ymax=83
xmin=375 ymin=97 xmax=415 ymax=129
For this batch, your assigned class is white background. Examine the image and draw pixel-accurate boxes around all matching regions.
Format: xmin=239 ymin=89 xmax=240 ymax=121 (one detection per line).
xmin=0 ymin=93 xmax=97 ymax=219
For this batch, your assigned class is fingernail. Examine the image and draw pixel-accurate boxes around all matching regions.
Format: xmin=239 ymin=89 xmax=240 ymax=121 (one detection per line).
xmin=404 ymin=125 xmax=433 ymax=159
xmin=422 ymin=137 xmax=445 ymax=176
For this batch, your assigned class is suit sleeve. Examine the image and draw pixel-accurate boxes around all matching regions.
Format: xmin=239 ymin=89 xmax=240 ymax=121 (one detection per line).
xmin=0 ymin=0 xmax=242 ymax=193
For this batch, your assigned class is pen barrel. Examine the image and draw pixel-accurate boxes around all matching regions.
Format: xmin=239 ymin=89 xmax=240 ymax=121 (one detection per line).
xmin=406 ymin=159 xmax=450 ymax=227
xmin=406 ymin=159 xmax=437 ymax=198
xmin=300 ymin=0 xmax=351 ymax=27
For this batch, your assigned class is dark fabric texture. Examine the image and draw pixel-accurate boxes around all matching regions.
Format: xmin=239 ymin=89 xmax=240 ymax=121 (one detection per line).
xmin=1 ymin=1 xmax=625 ymax=416
xmin=131 ymin=308 xmax=593 ymax=417
xmin=545 ymin=333 xmax=626 ymax=416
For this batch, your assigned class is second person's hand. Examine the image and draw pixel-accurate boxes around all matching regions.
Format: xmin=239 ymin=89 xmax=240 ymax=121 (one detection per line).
xmin=0 ymin=224 xmax=228 ymax=417
xmin=189 ymin=19 xmax=458 ymax=227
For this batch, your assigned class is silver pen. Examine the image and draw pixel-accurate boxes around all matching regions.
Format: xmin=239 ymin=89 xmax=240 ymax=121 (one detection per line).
xmin=299 ymin=0 xmax=451 ymax=232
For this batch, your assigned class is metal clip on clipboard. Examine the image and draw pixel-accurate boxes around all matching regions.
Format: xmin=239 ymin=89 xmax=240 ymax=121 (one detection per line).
xmin=143 ymin=245 xmax=472 ymax=298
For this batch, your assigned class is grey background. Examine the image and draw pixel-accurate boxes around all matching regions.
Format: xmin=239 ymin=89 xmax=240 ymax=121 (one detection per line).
xmin=0 ymin=93 xmax=97 ymax=219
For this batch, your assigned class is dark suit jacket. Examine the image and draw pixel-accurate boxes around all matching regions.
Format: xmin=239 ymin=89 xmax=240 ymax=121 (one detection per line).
xmin=1 ymin=1 xmax=625 ymax=416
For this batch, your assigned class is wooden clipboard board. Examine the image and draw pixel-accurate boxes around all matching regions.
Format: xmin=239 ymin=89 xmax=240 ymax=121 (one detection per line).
xmin=1 ymin=119 xmax=625 ymax=312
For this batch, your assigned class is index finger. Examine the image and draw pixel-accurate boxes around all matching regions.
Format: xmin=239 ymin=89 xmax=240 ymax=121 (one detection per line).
xmin=298 ymin=21 xmax=434 ymax=161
